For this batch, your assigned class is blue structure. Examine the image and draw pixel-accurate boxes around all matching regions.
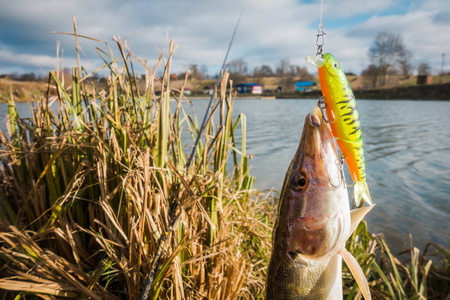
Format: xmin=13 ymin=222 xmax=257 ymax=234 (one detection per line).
xmin=295 ymin=81 xmax=316 ymax=92
xmin=236 ymin=83 xmax=263 ymax=94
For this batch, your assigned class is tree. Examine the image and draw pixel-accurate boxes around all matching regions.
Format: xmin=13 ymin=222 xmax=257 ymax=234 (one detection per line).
xmin=228 ymin=58 xmax=248 ymax=76
xmin=228 ymin=58 xmax=248 ymax=84
xmin=275 ymin=59 xmax=296 ymax=91
xmin=418 ymin=63 xmax=431 ymax=76
xmin=361 ymin=64 xmax=379 ymax=88
xmin=292 ymin=66 xmax=313 ymax=80
xmin=18 ymin=73 xmax=37 ymax=81
xmin=275 ymin=59 xmax=291 ymax=77
xmin=188 ymin=64 xmax=204 ymax=80
xmin=368 ymin=32 xmax=411 ymax=86
xmin=398 ymin=49 xmax=413 ymax=76
xmin=253 ymin=65 xmax=274 ymax=77
xmin=200 ymin=65 xmax=209 ymax=79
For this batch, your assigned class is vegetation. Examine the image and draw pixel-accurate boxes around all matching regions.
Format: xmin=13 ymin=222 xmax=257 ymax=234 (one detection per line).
xmin=0 ymin=31 xmax=449 ymax=299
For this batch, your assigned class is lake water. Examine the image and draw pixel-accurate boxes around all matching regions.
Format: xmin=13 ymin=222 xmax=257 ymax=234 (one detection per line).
xmin=1 ymin=99 xmax=450 ymax=253
xmin=230 ymin=98 xmax=450 ymax=254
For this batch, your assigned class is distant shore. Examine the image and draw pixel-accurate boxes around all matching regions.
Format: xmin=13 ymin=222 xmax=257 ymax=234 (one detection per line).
xmin=2 ymin=78 xmax=450 ymax=103
xmin=187 ymin=82 xmax=450 ymax=101
xmin=270 ymin=82 xmax=450 ymax=101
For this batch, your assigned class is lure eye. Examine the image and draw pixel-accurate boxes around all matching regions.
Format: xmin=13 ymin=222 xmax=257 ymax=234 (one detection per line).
xmin=333 ymin=62 xmax=339 ymax=69
xmin=290 ymin=171 xmax=308 ymax=191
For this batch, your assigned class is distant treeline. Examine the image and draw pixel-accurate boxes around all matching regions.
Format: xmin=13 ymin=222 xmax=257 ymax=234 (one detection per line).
xmin=0 ymin=73 xmax=47 ymax=82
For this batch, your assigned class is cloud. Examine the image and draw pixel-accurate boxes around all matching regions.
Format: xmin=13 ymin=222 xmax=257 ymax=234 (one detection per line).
xmin=0 ymin=0 xmax=449 ymax=76
xmin=0 ymin=45 xmax=77 ymax=75
xmin=345 ymin=0 xmax=450 ymax=73
xmin=433 ymin=10 xmax=450 ymax=24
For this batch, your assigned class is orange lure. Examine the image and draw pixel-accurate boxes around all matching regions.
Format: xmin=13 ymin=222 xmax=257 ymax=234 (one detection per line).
xmin=306 ymin=53 xmax=372 ymax=206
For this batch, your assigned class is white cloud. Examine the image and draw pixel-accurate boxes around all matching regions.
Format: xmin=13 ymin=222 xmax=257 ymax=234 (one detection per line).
xmin=0 ymin=0 xmax=449 ymax=76
xmin=0 ymin=46 xmax=56 ymax=70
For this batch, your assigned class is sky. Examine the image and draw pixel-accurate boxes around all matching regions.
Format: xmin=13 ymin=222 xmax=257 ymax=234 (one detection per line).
xmin=0 ymin=0 xmax=449 ymax=77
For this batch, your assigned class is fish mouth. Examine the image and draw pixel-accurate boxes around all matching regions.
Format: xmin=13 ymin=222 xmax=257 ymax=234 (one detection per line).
xmin=305 ymin=55 xmax=325 ymax=68
xmin=309 ymin=109 xmax=322 ymax=127
xmin=299 ymin=108 xmax=334 ymax=164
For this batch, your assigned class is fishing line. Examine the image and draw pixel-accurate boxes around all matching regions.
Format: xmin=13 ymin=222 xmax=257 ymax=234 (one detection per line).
xmin=316 ymin=0 xmax=326 ymax=57
xmin=319 ymin=0 xmax=323 ymax=27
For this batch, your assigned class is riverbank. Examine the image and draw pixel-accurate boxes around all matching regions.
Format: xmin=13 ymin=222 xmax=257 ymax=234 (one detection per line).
xmin=3 ymin=75 xmax=450 ymax=103
xmin=274 ymin=82 xmax=450 ymax=100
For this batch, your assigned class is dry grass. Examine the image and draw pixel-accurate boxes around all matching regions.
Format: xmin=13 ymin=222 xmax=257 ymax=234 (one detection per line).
xmin=0 ymin=79 xmax=48 ymax=102
xmin=0 ymin=30 xmax=273 ymax=299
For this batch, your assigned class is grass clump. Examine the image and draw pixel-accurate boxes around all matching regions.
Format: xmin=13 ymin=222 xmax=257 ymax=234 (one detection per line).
xmin=344 ymin=220 xmax=450 ymax=299
xmin=0 ymin=30 xmax=273 ymax=299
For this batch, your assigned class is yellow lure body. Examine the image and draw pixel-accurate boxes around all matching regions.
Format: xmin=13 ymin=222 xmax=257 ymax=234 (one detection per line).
xmin=316 ymin=53 xmax=372 ymax=206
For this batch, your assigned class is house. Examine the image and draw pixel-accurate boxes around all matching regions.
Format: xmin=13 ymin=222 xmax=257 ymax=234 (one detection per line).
xmin=203 ymin=86 xmax=214 ymax=95
xmin=236 ymin=83 xmax=263 ymax=94
xmin=295 ymin=81 xmax=317 ymax=92
xmin=416 ymin=75 xmax=433 ymax=85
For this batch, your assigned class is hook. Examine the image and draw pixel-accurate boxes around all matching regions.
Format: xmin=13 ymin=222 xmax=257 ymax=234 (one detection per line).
xmin=330 ymin=154 xmax=356 ymax=188
xmin=317 ymin=97 xmax=335 ymax=124
xmin=329 ymin=165 xmax=342 ymax=188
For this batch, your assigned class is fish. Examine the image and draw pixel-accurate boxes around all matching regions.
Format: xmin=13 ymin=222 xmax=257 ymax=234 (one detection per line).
xmin=265 ymin=108 xmax=373 ymax=300
xmin=305 ymin=53 xmax=372 ymax=207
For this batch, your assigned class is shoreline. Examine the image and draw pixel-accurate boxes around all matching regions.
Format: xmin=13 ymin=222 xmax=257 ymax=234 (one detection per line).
xmin=2 ymin=81 xmax=450 ymax=103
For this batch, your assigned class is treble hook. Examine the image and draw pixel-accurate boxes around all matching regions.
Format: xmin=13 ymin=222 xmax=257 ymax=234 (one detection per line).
xmin=317 ymin=97 xmax=335 ymax=124
xmin=330 ymin=154 xmax=356 ymax=188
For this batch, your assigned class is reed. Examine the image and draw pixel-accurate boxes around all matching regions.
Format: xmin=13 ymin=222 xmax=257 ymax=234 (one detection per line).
xmin=0 ymin=29 xmax=449 ymax=299
xmin=343 ymin=220 xmax=450 ymax=299
xmin=0 ymin=32 xmax=272 ymax=299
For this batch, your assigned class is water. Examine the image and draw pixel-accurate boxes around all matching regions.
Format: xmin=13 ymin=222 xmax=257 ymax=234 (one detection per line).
xmin=230 ymin=99 xmax=450 ymax=253
xmin=2 ymin=99 xmax=450 ymax=253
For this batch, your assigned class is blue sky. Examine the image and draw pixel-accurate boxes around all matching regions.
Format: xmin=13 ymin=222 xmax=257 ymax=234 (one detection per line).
xmin=0 ymin=0 xmax=449 ymax=77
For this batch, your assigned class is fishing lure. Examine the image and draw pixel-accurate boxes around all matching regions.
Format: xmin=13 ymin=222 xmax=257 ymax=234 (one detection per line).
xmin=306 ymin=53 xmax=373 ymax=207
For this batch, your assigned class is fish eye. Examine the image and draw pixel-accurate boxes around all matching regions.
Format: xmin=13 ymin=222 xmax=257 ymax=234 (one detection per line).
xmin=290 ymin=171 xmax=308 ymax=191
xmin=333 ymin=62 xmax=339 ymax=69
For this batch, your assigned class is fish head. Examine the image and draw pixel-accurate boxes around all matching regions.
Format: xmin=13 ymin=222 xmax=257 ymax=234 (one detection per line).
xmin=305 ymin=53 xmax=345 ymax=79
xmin=275 ymin=108 xmax=350 ymax=266
xmin=321 ymin=53 xmax=346 ymax=78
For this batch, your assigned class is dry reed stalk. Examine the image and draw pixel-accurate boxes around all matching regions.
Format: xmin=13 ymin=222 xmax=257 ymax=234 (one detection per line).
xmin=0 ymin=23 xmax=272 ymax=299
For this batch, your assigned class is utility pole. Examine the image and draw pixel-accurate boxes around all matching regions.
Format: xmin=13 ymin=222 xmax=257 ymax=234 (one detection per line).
xmin=440 ymin=53 xmax=445 ymax=84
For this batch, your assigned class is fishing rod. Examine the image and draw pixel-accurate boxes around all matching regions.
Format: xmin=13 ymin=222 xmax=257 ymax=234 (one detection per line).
xmin=185 ymin=10 xmax=243 ymax=170
xmin=139 ymin=10 xmax=243 ymax=300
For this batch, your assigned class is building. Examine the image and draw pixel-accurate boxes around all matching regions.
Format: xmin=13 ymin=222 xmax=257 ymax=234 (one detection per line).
xmin=203 ymin=86 xmax=214 ymax=95
xmin=416 ymin=75 xmax=433 ymax=85
xmin=295 ymin=81 xmax=317 ymax=92
xmin=236 ymin=83 xmax=263 ymax=94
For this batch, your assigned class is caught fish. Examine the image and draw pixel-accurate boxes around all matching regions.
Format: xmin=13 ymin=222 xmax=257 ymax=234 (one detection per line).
xmin=266 ymin=108 xmax=373 ymax=299
xmin=305 ymin=53 xmax=372 ymax=207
